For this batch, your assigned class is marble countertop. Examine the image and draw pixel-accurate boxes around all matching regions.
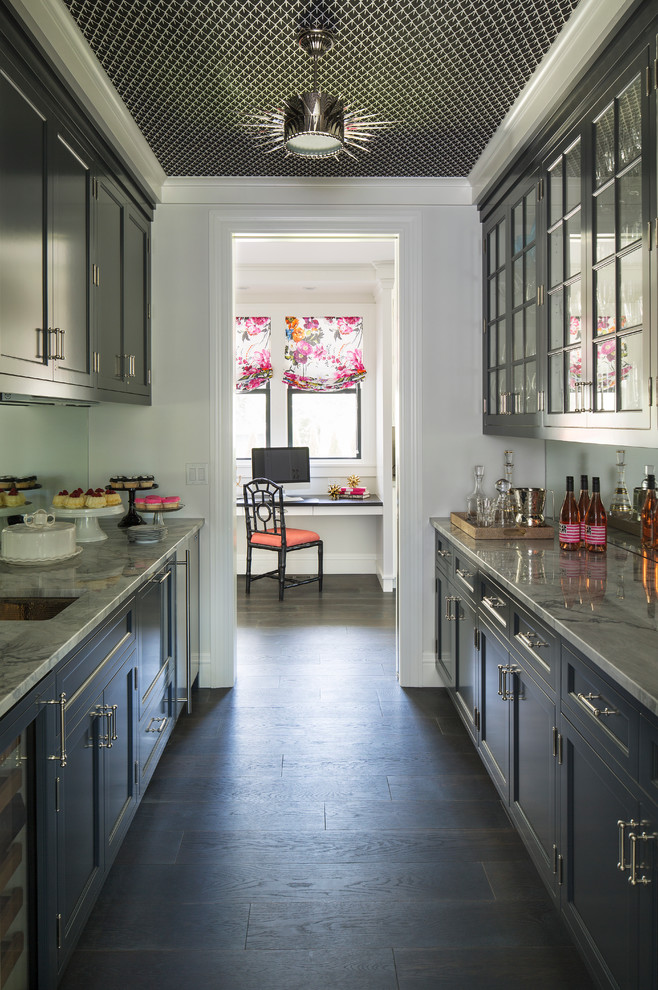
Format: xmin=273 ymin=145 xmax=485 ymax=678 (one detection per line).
xmin=0 ymin=518 xmax=203 ymax=719
xmin=430 ymin=517 xmax=658 ymax=717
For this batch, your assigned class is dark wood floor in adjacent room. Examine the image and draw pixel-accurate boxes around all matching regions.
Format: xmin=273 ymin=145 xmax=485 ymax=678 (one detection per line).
xmin=61 ymin=575 xmax=594 ymax=989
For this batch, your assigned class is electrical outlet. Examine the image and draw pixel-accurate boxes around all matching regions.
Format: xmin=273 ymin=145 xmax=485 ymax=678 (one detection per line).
xmin=186 ymin=463 xmax=208 ymax=485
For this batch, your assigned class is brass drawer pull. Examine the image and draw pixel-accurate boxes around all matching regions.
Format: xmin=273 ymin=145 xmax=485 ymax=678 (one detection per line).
xmin=577 ymin=692 xmax=618 ymax=719
xmin=436 ymin=549 xmax=451 ymax=559
xmin=628 ymin=832 xmax=652 ymax=886
xmin=146 ymin=716 xmax=168 ymax=733
xmin=456 ymin=567 xmax=473 ymax=582
xmin=482 ymin=595 xmax=505 ymax=610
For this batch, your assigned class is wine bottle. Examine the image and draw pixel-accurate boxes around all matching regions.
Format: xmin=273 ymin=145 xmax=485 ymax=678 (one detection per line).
xmin=641 ymin=474 xmax=658 ymax=550
xmin=559 ymin=476 xmax=581 ymax=551
xmin=577 ymin=474 xmax=589 ymax=544
xmin=584 ymin=476 xmax=607 ymax=553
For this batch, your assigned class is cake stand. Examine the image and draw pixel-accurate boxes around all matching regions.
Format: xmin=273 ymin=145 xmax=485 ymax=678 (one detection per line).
xmin=136 ymin=503 xmax=185 ymax=526
xmin=50 ymin=504 xmax=125 ymax=542
xmin=112 ymin=483 xmax=159 ymax=528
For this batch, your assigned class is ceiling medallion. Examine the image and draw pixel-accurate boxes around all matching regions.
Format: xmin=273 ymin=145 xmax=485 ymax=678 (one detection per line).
xmin=250 ymin=26 xmax=392 ymax=160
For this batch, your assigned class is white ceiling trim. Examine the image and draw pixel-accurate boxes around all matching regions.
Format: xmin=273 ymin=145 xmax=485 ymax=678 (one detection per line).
xmin=160 ymin=176 xmax=473 ymax=207
xmin=469 ymin=0 xmax=640 ymax=203
xmin=6 ymin=0 xmax=166 ymax=202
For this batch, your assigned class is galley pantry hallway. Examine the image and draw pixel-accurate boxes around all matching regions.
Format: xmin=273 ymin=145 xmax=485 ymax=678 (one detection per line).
xmin=61 ymin=576 xmax=593 ymax=989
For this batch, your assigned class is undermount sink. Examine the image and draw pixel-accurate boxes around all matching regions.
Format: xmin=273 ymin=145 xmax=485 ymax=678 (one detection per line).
xmin=0 ymin=597 xmax=78 ymax=621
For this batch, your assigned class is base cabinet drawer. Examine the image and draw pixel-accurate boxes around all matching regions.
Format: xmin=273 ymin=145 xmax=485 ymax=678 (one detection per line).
xmin=137 ymin=662 xmax=174 ymax=792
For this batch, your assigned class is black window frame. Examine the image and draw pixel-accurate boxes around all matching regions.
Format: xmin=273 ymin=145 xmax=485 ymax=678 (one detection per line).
xmin=286 ymin=385 xmax=362 ymax=459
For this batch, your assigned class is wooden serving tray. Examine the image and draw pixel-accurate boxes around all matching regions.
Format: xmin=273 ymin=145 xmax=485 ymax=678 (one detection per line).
xmin=450 ymin=511 xmax=554 ymax=541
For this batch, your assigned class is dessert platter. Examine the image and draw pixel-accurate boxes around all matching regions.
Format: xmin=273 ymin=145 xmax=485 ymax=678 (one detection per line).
xmin=50 ymin=486 xmax=124 ymax=542
xmin=0 ymin=509 xmax=82 ymax=566
xmin=134 ymin=494 xmax=184 ymax=526
xmin=107 ymin=474 xmax=162 ymax=529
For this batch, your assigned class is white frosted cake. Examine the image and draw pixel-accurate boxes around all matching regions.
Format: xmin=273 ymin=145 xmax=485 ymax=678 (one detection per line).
xmin=1 ymin=513 xmax=76 ymax=561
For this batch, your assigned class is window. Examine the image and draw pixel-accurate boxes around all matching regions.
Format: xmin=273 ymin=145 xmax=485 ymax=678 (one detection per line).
xmin=288 ymin=387 xmax=361 ymax=458
xmin=234 ymin=386 xmax=270 ymax=459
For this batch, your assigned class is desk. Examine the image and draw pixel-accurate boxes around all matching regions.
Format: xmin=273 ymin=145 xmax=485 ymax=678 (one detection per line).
xmin=236 ymin=493 xmax=383 ymax=517
xmin=236 ymin=493 xmax=385 ymax=580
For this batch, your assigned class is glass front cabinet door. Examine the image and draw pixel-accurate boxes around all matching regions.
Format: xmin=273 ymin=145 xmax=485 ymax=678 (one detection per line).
xmin=483 ymin=172 xmax=542 ymax=432
xmin=543 ymin=49 xmax=652 ymax=432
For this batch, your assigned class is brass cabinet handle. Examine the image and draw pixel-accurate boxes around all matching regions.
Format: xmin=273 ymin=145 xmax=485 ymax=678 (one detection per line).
xmin=455 ymin=567 xmax=473 ymax=582
xmin=617 ymin=819 xmax=640 ymax=872
xmin=482 ymin=595 xmax=505 ymax=609
xmin=436 ymin=549 xmax=451 ymax=559
xmin=44 ymin=693 xmax=67 ymax=767
xmin=577 ymin=692 xmax=618 ymax=719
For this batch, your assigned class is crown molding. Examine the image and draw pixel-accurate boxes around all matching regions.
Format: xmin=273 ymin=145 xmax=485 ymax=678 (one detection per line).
xmin=6 ymin=0 xmax=166 ymax=202
xmin=469 ymin=0 xmax=640 ymax=203
xmin=161 ymin=176 xmax=473 ymax=207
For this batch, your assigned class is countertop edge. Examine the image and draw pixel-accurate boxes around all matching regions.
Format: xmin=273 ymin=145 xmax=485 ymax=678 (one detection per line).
xmin=430 ymin=516 xmax=658 ymax=718
xmin=0 ymin=519 xmax=204 ymax=720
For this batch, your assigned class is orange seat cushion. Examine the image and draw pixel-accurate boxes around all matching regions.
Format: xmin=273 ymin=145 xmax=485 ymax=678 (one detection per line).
xmin=250 ymin=528 xmax=321 ymax=548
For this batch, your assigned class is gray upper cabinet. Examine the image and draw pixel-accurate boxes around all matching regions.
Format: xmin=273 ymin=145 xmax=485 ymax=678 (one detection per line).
xmin=0 ymin=66 xmax=49 ymax=381
xmin=0 ymin=13 xmax=152 ymax=404
xmin=482 ymin=19 xmax=657 ymax=440
xmin=94 ymin=175 xmax=151 ymax=399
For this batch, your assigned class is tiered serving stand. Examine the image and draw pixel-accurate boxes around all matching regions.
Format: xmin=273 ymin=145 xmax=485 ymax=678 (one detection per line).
xmin=0 ymin=483 xmax=40 ymax=525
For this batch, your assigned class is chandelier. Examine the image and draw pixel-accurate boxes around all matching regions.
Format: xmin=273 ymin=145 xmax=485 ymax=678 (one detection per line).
xmin=250 ymin=26 xmax=391 ymax=160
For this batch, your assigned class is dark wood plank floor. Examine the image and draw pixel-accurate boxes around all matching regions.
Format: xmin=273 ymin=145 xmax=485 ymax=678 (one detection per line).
xmin=61 ymin=576 xmax=595 ymax=989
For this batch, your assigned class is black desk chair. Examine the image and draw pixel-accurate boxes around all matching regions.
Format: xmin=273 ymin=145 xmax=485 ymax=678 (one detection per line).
xmin=243 ymin=479 xmax=323 ymax=601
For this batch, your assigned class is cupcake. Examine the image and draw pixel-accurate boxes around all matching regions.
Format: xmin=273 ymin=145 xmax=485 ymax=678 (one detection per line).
xmin=109 ymin=476 xmax=126 ymax=490
xmin=65 ymin=488 xmax=85 ymax=509
xmin=162 ymin=496 xmax=180 ymax=509
xmin=104 ymin=487 xmax=122 ymax=507
xmin=4 ymin=487 xmax=26 ymax=507
xmin=15 ymin=475 xmax=37 ymax=489
xmin=138 ymin=474 xmax=154 ymax=488
xmin=52 ymin=490 xmax=70 ymax=508
xmin=144 ymin=495 xmax=163 ymax=508
xmin=135 ymin=495 xmax=147 ymax=509
xmin=123 ymin=476 xmax=140 ymax=489
xmin=0 ymin=476 xmax=16 ymax=490
xmin=85 ymin=488 xmax=107 ymax=508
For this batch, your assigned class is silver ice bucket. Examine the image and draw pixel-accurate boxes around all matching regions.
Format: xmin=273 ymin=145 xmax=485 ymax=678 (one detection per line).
xmin=510 ymin=487 xmax=553 ymax=527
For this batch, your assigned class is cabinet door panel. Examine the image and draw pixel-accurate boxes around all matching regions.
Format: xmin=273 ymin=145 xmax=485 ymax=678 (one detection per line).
xmin=435 ymin=569 xmax=455 ymax=688
xmin=58 ymin=696 xmax=103 ymax=959
xmin=479 ymin=622 xmax=510 ymax=799
xmin=560 ymin=717 xmax=640 ymax=989
xmin=0 ymin=69 xmax=48 ymax=378
xmin=50 ymin=130 xmax=91 ymax=385
xmin=453 ymin=595 xmax=478 ymax=741
xmin=95 ymin=177 xmax=123 ymax=390
xmin=123 ymin=210 xmax=150 ymax=395
xmin=512 ymin=664 xmax=556 ymax=886
xmin=103 ymin=653 xmax=136 ymax=856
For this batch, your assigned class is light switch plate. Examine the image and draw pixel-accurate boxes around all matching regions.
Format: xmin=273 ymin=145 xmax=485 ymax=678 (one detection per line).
xmin=186 ymin=463 xmax=208 ymax=485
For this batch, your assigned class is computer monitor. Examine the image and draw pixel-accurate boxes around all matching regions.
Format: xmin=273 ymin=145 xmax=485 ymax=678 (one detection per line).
xmin=251 ymin=446 xmax=311 ymax=486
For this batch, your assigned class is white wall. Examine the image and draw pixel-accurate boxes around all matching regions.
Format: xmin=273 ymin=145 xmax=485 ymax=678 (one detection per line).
xmin=86 ymin=184 xmax=546 ymax=687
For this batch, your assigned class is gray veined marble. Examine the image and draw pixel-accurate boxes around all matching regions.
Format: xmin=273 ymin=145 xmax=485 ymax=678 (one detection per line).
xmin=0 ymin=519 xmax=203 ymax=719
xmin=430 ymin=517 xmax=658 ymax=716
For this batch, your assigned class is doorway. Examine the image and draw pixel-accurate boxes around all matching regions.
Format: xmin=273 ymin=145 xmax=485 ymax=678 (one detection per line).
xmin=232 ymin=235 xmax=398 ymax=668
xmin=208 ymin=207 xmax=424 ymax=689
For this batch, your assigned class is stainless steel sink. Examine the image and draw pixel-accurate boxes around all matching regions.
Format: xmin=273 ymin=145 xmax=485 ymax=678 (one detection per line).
xmin=0 ymin=597 xmax=78 ymax=621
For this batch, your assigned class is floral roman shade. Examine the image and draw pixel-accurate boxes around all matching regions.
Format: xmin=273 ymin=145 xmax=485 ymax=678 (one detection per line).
xmin=283 ymin=317 xmax=366 ymax=391
xmin=235 ymin=317 xmax=273 ymax=391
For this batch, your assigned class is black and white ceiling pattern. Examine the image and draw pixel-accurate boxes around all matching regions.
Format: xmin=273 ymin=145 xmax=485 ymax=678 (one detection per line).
xmin=61 ymin=0 xmax=582 ymax=178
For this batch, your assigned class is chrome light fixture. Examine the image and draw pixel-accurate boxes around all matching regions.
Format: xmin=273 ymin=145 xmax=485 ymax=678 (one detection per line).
xmin=250 ymin=26 xmax=391 ymax=160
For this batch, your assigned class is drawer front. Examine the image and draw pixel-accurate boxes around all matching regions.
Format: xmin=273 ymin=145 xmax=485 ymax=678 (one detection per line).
xmin=138 ymin=661 xmax=173 ymax=789
xmin=58 ymin=598 xmax=135 ymax=713
xmin=561 ymin=643 xmax=639 ymax=779
xmin=435 ymin=532 xmax=454 ymax=576
xmin=478 ymin=574 xmax=510 ymax=637
xmin=510 ymin=603 xmax=558 ymax=693
xmin=452 ymin=552 xmax=477 ymax=598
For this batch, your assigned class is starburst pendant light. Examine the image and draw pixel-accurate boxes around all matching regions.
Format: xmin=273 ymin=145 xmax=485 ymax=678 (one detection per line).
xmin=250 ymin=26 xmax=391 ymax=160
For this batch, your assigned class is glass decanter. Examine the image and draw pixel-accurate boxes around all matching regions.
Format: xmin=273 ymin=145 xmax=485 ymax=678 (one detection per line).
xmin=609 ymin=449 xmax=632 ymax=516
xmin=466 ymin=465 xmax=485 ymax=522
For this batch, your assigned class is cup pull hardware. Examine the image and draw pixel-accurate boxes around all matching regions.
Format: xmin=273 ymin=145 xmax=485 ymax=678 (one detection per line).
xmin=577 ymin=692 xmax=618 ymax=719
